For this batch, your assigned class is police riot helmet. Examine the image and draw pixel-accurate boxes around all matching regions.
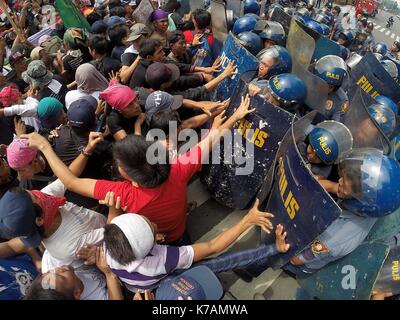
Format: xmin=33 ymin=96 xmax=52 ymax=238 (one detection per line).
xmin=325 ymin=2 xmax=333 ymax=10
xmin=237 ymin=32 xmax=263 ymax=56
xmin=232 ymin=15 xmax=258 ymax=35
xmin=257 ymin=45 xmax=293 ymax=78
xmin=367 ymin=103 xmax=397 ymax=138
xmin=293 ymin=14 xmax=309 ymax=25
xmin=338 ymin=148 xmax=400 ymax=218
xmin=314 ymin=55 xmax=348 ymax=87
xmin=244 ymin=13 xmax=261 ymax=21
xmin=381 ymin=59 xmax=398 ymax=79
xmin=373 ymin=42 xmax=388 ymax=56
xmin=308 ymin=121 xmax=353 ymax=165
xmin=243 ymin=0 xmax=260 ymax=15
xmin=305 ymin=20 xmax=324 ymax=34
xmin=339 ymin=30 xmax=354 ymax=47
xmin=375 ymin=95 xmax=399 ymax=115
xmin=268 ymin=73 xmax=307 ymax=106
xmin=259 ymin=21 xmax=286 ymax=46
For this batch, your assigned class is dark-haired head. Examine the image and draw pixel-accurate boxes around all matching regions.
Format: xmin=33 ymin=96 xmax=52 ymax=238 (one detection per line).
xmin=104 ymin=224 xmax=136 ymax=265
xmin=113 ymin=135 xmax=170 ymax=188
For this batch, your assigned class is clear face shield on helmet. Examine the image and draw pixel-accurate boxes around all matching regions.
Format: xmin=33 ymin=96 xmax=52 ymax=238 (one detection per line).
xmin=256 ymin=46 xmax=281 ymax=78
xmin=338 ymin=148 xmax=400 ymax=217
xmin=346 ymin=53 xmax=362 ymax=70
xmin=381 ymin=60 xmax=399 ymax=80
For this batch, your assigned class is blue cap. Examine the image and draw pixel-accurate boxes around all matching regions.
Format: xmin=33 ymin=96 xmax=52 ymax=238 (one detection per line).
xmin=106 ymin=16 xmax=126 ymax=28
xmin=0 ymin=191 xmax=41 ymax=248
xmin=91 ymin=20 xmax=109 ymax=34
xmin=156 ymin=266 xmax=223 ymax=300
xmin=67 ymin=96 xmax=97 ymax=128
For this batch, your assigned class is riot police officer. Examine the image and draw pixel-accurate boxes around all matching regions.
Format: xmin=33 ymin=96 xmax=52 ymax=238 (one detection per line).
xmin=255 ymin=45 xmax=293 ymax=81
xmin=373 ymin=42 xmax=389 ymax=56
xmin=313 ymin=55 xmax=349 ymax=122
xmin=288 ymin=149 xmax=400 ymax=274
xmin=236 ymin=31 xmax=264 ymax=56
xmin=255 ymin=21 xmax=286 ymax=48
xmin=298 ymin=120 xmax=353 ymax=179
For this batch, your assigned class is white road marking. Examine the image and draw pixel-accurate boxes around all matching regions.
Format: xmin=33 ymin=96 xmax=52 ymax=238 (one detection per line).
xmin=397 ymin=36 xmax=400 ymax=42
xmin=386 ymin=30 xmax=391 ymax=36
xmin=378 ymin=27 xmax=386 ymax=33
xmin=391 ymin=33 xmax=396 ymax=39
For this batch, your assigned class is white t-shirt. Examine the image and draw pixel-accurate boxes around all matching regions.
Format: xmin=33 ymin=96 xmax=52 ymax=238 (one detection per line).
xmin=41 ymin=179 xmax=106 ymax=267
xmin=41 ymin=250 xmax=108 ymax=300
xmin=65 ymin=90 xmax=100 ymax=110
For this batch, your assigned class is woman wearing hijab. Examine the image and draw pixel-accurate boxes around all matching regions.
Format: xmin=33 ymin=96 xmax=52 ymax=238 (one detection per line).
xmin=65 ymin=63 xmax=109 ymax=109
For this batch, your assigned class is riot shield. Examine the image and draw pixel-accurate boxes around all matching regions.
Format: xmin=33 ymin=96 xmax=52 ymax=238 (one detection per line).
xmin=286 ymin=19 xmax=315 ymax=68
xmin=226 ymin=0 xmax=242 ymax=17
xmin=132 ymin=0 xmax=154 ymax=25
xmin=344 ymin=53 xmax=400 ymax=104
xmin=201 ymin=79 xmax=296 ymax=209
xmin=298 ymin=242 xmax=390 ymax=300
xmin=291 ymin=59 xmax=329 ymax=112
xmin=269 ymin=7 xmax=292 ymax=35
xmin=374 ymin=245 xmax=400 ymax=296
xmin=211 ymin=0 xmax=229 ymax=43
xmin=211 ymin=33 xmax=259 ymax=102
xmin=312 ymin=37 xmax=342 ymax=62
xmin=367 ymin=207 xmax=400 ymax=243
xmin=259 ymin=112 xmax=343 ymax=269
xmin=344 ymin=88 xmax=392 ymax=154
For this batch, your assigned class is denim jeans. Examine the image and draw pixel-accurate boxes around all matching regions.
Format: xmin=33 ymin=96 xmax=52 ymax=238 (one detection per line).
xmin=193 ymin=244 xmax=278 ymax=274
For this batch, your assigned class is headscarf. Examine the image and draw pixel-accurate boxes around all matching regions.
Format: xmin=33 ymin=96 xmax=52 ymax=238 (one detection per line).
xmin=30 ymin=190 xmax=66 ymax=230
xmin=76 ymin=63 xmax=109 ymax=94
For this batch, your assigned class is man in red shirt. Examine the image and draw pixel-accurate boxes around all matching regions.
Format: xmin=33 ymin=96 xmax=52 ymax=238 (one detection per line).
xmin=21 ymin=95 xmax=255 ymax=245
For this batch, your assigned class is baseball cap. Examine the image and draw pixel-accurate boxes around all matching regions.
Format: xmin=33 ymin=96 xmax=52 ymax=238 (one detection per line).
xmin=0 ymin=190 xmax=41 ymax=248
xmin=67 ymin=96 xmax=97 ymax=128
xmin=127 ymin=23 xmax=151 ymax=42
xmin=106 ymin=16 xmax=126 ymax=28
xmin=8 ymin=51 xmax=25 ymax=65
xmin=91 ymin=20 xmax=109 ymax=34
xmin=6 ymin=138 xmax=37 ymax=170
xmin=156 ymin=266 xmax=224 ymax=300
xmin=145 ymin=91 xmax=183 ymax=124
xmin=145 ymin=62 xmax=180 ymax=90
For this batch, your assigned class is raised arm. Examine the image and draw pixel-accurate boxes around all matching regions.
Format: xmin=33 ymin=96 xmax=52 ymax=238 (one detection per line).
xmin=20 ymin=132 xmax=97 ymax=198
xmin=191 ymin=199 xmax=274 ymax=262
xmin=198 ymin=94 xmax=255 ymax=159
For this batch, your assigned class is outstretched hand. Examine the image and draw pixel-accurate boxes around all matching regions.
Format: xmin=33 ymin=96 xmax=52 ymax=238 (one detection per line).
xmin=243 ymin=198 xmax=274 ymax=234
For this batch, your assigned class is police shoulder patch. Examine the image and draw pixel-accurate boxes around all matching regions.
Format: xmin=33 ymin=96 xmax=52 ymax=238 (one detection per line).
xmin=311 ymin=240 xmax=329 ymax=255
xmin=326 ymin=100 xmax=333 ymax=111
xmin=341 ymin=101 xmax=350 ymax=113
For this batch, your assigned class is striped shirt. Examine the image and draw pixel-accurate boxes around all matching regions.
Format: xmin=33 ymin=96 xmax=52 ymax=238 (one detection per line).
xmin=106 ymin=244 xmax=194 ymax=293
